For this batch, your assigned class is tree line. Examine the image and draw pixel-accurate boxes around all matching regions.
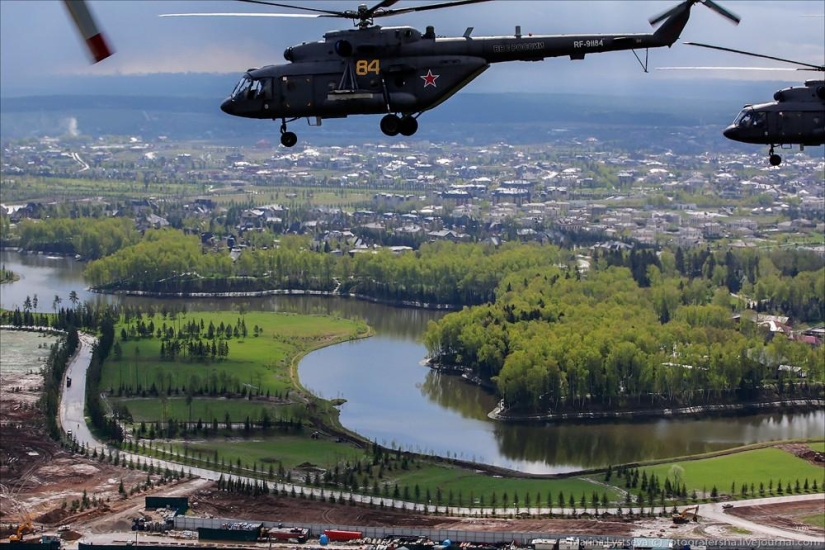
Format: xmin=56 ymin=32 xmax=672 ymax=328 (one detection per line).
xmin=84 ymin=230 xmax=569 ymax=306
xmin=424 ymin=248 xmax=824 ymax=413
xmin=16 ymin=217 xmax=140 ymax=260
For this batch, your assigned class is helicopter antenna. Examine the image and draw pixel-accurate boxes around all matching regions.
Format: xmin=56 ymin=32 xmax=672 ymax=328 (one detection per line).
xmin=684 ymin=42 xmax=825 ymax=72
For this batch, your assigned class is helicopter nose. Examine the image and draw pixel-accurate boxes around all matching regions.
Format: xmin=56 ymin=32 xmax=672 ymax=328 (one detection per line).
xmin=723 ymin=125 xmax=739 ymax=141
xmin=220 ymin=98 xmax=234 ymax=115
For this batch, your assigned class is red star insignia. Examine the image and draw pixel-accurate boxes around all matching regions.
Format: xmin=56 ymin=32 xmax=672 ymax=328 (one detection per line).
xmin=421 ymin=69 xmax=439 ymax=88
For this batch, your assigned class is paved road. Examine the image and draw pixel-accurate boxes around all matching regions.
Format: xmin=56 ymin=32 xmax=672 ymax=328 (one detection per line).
xmin=59 ymin=333 xmax=97 ymax=447
xmin=57 ymin=332 xmax=825 ymax=543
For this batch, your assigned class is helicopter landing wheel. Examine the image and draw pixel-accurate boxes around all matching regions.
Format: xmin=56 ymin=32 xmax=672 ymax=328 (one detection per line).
xmin=398 ymin=115 xmax=418 ymax=136
xmin=380 ymin=114 xmax=401 ymax=136
xmin=768 ymin=145 xmax=781 ymax=166
xmin=281 ymin=131 xmax=298 ymax=148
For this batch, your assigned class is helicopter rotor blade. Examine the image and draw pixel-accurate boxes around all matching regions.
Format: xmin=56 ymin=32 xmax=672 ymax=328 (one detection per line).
xmin=62 ymin=0 xmax=113 ymax=63
xmin=373 ymin=0 xmax=493 ymax=19
xmin=367 ymin=0 xmax=403 ymax=16
xmin=234 ymin=0 xmax=345 ymax=17
xmin=657 ymin=67 xmax=803 ymax=71
xmin=648 ymin=1 xmax=691 ymax=27
xmin=649 ymin=0 xmax=738 ymax=27
xmin=700 ymin=0 xmax=741 ymax=25
xmin=684 ymin=42 xmax=825 ymax=71
xmin=160 ymin=12 xmax=328 ymax=18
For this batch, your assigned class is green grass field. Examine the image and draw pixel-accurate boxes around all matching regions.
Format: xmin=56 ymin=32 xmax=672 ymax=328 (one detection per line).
xmin=633 ymin=448 xmax=825 ymax=498
xmin=103 ymin=311 xmax=367 ymax=423
xmin=115 ymin=397 xmax=307 ymax=425
xmin=158 ymin=438 xmax=624 ymax=507
xmin=381 ymin=464 xmax=623 ymax=507
xmin=166 ymin=436 xmax=364 ymax=473
xmin=801 ymin=511 xmax=825 ymax=529
xmin=808 ymin=441 xmax=825 ymax=453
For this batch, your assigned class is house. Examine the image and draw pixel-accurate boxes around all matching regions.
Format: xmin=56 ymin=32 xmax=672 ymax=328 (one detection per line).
xmin=777 ymin=364 xmax=806 ymax=378
xmin=427 ymin=229 xmax=469 ymax=242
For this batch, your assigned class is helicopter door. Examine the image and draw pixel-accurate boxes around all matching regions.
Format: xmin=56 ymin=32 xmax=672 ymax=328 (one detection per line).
xmin=280 ymin=75 xmax=314 ymax=116
xmin=250 ymin=78 xmax=275 ymax=113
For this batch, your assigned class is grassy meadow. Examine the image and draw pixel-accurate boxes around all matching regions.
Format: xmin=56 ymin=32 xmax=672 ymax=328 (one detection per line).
xmin=802 ymin=511 xmax=825 ymax=529
xmin=636 ymin=447 xmax=825 ymax=498
xmin=118 ymin=397 xmax=307 ymax=425
xmin=808 ymin=441 xmax=825 ymax=453
xmin=151 ymin=437 xmax=624 ymax=507
xmin=105 ymin=311 xmax=368 ymax=424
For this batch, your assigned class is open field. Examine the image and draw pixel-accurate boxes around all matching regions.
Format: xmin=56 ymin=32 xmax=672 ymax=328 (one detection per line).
xmin=4 ymin=175 xmax=376 ymax=209
xmin=637 ymin=447 xmax=825 ymax=498
xmin=105 ymin=311 xmax=368 ymax=413
xmin=371 ymin=463 xmax=624 ymax=508
xmin=117 ymin=397 xmax=307 ymax=425
xmin=808 ymin=441 xmax=825 ymax=453
xmin=165 ymin=436 xmax=365 ymax=473
xmin=802 ymin=511 xmax=825 ymax=528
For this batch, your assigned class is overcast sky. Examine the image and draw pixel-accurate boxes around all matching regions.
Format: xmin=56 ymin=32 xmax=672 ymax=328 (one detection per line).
xmin=1 ymin=0 xmax=823 ymax=94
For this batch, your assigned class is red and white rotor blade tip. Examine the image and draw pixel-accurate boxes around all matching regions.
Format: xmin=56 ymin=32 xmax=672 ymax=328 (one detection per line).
xmin=63 ymin=0 xmax=113 ymax=63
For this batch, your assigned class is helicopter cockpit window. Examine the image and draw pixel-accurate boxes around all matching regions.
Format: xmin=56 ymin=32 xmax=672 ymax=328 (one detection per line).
xmin=733 ymin=110 xmax=766 ymax=129
xmin=231 ymin=76 xmax=254 ymax=99
xmin=246 ymin=80 xmax=264 ymax=100
xmin=733 ymin=110 xmax=754 ymax=127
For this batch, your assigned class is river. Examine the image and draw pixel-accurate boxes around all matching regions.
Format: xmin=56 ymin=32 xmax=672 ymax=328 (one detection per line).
xmin=2 ymin=249 xmax=823 ymax=474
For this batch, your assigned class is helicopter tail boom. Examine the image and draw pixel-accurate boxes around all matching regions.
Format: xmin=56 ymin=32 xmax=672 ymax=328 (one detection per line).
xmin=463 ymin=0 xmax=737 ymax=65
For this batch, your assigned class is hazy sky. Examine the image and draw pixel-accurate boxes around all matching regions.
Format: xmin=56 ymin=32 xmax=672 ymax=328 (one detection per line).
xmin=1 ymin=0 xmax=823 ymax=94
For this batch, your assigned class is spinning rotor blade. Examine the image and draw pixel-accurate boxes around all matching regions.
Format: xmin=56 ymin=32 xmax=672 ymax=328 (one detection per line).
xmin=166 ymin=0 xmax=485 ymax=25
xmin=657 ymin=67 xmax=801 ymax=71
xmin=160 ymin=12 xmax=326 ymax=18
xmin=649 ymin=0 xmax=739 ymax=27
xmin=366 ymin=0 xmax=403 ymax=16
xmin=700 ymin=0 xmax=740 ymax=25
xmin=234 ymin=0 xmax=344 ymax=16
xmin=62 ymin=0 xmax=113 ymax=63
xmin=648 ymin=2 xmax=686 ymax=26
xmin=371 ymin=0 xmax=492 ymax=19
xmin=685 ymin=42 xmax=825 ymax=71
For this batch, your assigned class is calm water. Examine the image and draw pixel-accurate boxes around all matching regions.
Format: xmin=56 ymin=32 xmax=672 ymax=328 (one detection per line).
xmin=2 ymin=249 xmax=823 ymax=473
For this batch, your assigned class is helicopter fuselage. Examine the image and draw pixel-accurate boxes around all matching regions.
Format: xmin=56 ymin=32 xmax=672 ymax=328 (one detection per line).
xmin=723 ymin=80 xmax=825 ymax=147
xmin=220 ymin=18 xmax=685 ymax=122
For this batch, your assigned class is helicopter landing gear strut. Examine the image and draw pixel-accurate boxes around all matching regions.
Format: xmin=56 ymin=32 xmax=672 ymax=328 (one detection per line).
xmin=380 ymin=114 xmax=418 ymax=137
xmin=279 ymin=119 xmax=298 ymax=148
xmin=768 ymin=145 xmax=782 ymax=166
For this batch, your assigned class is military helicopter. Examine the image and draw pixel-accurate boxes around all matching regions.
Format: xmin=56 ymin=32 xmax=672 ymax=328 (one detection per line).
xmin=683 ymin=42 xmax=824 ymax=166
xmin=63 ymin=0 xmax=113 ymax=63
xmin=163 ymin=0 xmax=739 ymax=147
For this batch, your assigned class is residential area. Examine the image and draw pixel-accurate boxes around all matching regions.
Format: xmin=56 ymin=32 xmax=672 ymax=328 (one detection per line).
xmin=3 ymin=135 xmax=823 ymax=254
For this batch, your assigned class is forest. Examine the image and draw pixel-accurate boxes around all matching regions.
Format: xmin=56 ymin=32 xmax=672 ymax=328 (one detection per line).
xmin=16 ymin=217 xmax=140 ymax=260
xmin=83 ymin=229 xmax=570 ymax=306
xmin=424 ymin=246 xmax=824 ymax=413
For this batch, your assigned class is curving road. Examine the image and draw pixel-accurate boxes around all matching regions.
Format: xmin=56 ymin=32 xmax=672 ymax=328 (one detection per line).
xmin=58 ymin=332 xmax=824 ymax=543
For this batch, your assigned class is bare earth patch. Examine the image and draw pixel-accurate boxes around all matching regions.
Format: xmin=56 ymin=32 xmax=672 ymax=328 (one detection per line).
xmin=728 ymin=500 xmax=825 ymax=538
xmin=190 ymin=489 xmax=635 ymax=535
